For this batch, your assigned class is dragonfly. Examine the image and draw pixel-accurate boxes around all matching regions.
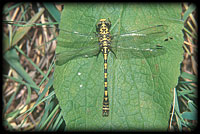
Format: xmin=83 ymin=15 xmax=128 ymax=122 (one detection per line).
xmin=55 ymin=19 xmax=168 ymax=117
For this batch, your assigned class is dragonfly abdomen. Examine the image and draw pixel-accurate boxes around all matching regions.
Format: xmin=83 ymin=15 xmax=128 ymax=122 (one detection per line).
xmin=102 ymin=52 xmax=109 ymax=117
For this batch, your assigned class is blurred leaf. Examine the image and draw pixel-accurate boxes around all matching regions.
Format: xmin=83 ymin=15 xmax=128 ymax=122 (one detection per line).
xmin=3 ymin=48 xmax=39 ymax=93
xmin=180 ymin=72 xmax=197 ymax=82
xmin=6 ymin=8 xmax=45 ymax=49
xmin=36 ymin=76 xmax=55 ymax=129
xmin=183 ymin=4 xmax=196 ymax=22
xmin=3 ymin=3 xmax=22 ymax=15
xmin=188 ymin=100 xmax=197 ymax=113
xmin=182 ymin=111 xmax=197 ymax=121
xmin=3 ymin=33 xmax=9 ymax=53
xmin=175 ymin=88 xmax=183 ymax=131
xmin=181 ymin=100 xmax=197 ymax=121
xmin=43 ymin=3 xmax=61 ymax=22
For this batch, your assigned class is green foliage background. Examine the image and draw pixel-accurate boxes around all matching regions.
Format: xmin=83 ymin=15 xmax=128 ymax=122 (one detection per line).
xmin=53 ymin=3 xmax=184 ymax=130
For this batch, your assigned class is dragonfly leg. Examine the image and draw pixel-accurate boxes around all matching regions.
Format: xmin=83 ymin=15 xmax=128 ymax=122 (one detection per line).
xmin=107 ymin=18 xmax=111 ymax=24
xmin=96 ymin=46 xmax=102 ymax=59
xmin=111 ymin=35 xmax=114 ymax=40
xmin=108 ymin=46 xmax=117 ymax=59
xmin=93 ymin=32 xmax=98 ymax=37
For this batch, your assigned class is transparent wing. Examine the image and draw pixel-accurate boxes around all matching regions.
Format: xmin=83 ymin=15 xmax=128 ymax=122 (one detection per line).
xmin=57 ymin=29 xmax=98 ymax=48
xmin=111 ymin=44 xmax=166 ymax=59
xmin=56 ymin=45 xmax=100 ymax=66
xmin=108 ymin=25 xmax=168 ymax=59
xmin=111 ymin=25 xmax=168 ymax=50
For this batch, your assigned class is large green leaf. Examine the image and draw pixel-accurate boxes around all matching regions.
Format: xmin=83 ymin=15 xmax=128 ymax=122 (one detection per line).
xmin=53 ymin=3 xmax=184 ymax=130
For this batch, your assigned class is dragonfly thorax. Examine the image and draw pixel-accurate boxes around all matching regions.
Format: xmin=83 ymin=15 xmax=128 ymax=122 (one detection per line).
xmin=97 ymin=19 xmax=112 ymax=48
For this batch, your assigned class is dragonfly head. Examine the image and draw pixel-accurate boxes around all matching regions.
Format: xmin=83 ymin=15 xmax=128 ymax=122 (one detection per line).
xmin=96 ymin=19 xmax=111 ymax=33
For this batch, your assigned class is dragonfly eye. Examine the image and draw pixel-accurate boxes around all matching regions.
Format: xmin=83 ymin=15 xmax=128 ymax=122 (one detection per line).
xmin=96 ymin=23 xmax=102 ymax=28
xmin=105 ymin=22 xmax=111 ymax=29
xmin=96 ymin=23 xmax=102 ymax=32
xmin=96 ymin=25 xmax=101 ymax=32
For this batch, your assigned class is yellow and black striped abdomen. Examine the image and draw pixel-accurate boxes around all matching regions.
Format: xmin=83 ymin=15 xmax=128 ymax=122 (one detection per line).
xmin=102 ymin=50 xmax=109 ymax=116
xmin=96 ymin=19 xmax=112 ymax=117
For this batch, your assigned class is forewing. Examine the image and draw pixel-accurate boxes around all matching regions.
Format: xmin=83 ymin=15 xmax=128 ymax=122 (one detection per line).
xmin=112 ymin=25 xmax=168 ymax=50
